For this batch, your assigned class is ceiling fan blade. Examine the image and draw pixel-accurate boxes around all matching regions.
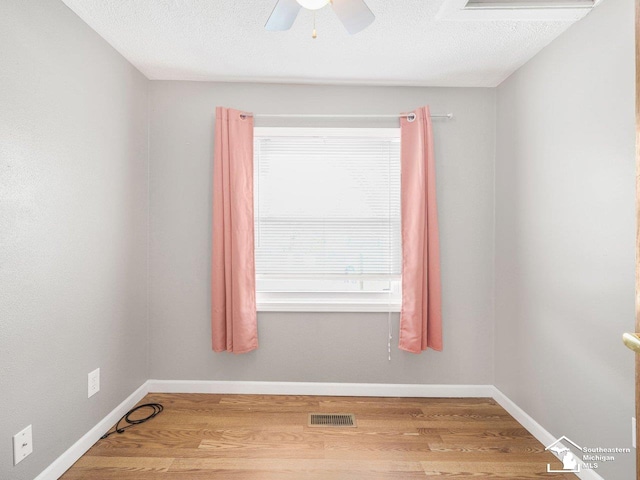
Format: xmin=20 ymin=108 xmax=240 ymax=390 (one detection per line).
xmin=265 ymin=0 xmax=302 ymax=31
xmin=331 ymin=0 xmax=375 ymax=35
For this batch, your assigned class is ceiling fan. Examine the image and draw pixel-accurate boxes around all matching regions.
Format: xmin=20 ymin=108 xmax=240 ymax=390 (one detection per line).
xmin=265 ymin=0 xmax=375 ymax=36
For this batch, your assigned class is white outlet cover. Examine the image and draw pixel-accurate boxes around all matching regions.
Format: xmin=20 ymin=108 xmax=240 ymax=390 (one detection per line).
xmin=13 ymin=425 xmax=33 ymax=465
xmin=88 ymin=368 xmax=100 ymax=398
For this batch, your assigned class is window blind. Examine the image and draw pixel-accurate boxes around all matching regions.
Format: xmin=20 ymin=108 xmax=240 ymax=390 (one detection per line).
xmin=254 ymin=129 xmax=401 ymax=286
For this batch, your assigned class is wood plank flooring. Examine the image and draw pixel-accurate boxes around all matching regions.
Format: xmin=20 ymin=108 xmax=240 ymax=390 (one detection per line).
xmin=60 ymin=393 xmax=578 ymax=479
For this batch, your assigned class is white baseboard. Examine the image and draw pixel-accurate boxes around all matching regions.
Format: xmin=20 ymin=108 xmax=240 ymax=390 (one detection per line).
xmin=491 ymin=386 xmax=605 ymax=480
xmin=147 ymin=379 xmax=495 ymax=398
xmin=490 ymin=386 xmax=557 ymax=448
xmin=34 ymin=381 xmax=149 ymax=480
xmin=36 ymin=381 xmax=608 ymax=480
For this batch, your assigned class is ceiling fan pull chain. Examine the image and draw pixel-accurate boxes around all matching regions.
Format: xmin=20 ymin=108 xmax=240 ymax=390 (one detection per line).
xmin=312 ymin=12 xmax=318 ymax=39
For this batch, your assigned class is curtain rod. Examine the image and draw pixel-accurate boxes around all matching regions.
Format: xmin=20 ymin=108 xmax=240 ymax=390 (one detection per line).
xmin=240 ymin=113 xmax=454 ymax=121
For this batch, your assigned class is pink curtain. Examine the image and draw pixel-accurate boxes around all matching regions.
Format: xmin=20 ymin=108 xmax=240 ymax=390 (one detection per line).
xmin=398 ymin=106 xmax=443 ymax=353
xmin=211 ymin=107 xmax=258 ymax=353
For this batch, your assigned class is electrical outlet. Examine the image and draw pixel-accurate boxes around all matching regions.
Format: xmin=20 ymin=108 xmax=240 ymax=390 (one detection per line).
xmin=13 ymin=425 xmax=33 ymax=465
xmin=88 ymin=368 xmax=100 ymax=398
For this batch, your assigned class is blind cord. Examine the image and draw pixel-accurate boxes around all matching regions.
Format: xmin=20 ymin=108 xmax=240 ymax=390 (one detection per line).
xmin=387 ymin=139 xmax=393 ymax=363
xmin=387 ymin=296 xmax=392 ymax=362
xmin=100 ymin=403 xmax=164 ymax=439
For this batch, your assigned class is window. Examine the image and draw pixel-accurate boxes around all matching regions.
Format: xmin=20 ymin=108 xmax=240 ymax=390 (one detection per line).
xmin=254 ymin=127 xmax=401 ymax=312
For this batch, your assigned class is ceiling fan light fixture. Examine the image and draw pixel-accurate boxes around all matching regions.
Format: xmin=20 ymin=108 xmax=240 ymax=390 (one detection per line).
xmin=296 ymin=0 xmax=330 ymax=10
xmin=266 ymin=0 xmax=374 ymax=35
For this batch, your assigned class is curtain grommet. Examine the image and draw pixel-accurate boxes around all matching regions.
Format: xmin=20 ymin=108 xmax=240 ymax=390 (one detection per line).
xmin=407 ymin=113 xmax=416 ymax=122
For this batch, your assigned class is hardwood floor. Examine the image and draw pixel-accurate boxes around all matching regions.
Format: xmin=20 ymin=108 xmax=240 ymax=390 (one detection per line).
xmin=60 ymin=393 xmax=578 ymax=479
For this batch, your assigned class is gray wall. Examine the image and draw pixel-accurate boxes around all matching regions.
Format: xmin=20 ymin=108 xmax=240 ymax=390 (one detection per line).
xmin=149 ymin=82 xmax=496 ymax=384
xmin=0 ymin=1 xmax=149 ymax=479
xmin=494 ymin=0 xmax=636 ymax=478
xmin=4 ymin=0 xmax=634 ymax=477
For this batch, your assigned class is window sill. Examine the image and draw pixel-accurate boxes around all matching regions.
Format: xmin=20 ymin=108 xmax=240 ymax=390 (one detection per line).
xmin=257 ymin=302 xmax=401 ymax=313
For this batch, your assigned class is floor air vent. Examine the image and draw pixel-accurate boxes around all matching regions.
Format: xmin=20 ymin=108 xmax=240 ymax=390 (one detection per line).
xmin=308 ymin=413 xmax=356 ymax=428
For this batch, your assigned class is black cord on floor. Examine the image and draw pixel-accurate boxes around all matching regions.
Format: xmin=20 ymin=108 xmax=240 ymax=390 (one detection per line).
xmin=100 ymin=403 xmax=164 ymax=439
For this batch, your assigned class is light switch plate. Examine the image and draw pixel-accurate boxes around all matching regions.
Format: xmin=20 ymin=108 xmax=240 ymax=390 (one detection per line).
xmin=88 ymin=368 xmax=100 ymax=398
xmin=633 ymin=417 xmax=636 ymax=449
xmin=13 ymin=425 xmax=33 ymax=465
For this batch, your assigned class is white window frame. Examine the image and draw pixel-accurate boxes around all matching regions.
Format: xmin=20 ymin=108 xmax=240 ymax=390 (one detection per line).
xmin=254 ymin=127 xmax=402 ymax=313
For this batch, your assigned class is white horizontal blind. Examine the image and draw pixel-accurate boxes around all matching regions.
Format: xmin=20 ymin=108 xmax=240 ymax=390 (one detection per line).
xmin=254 ymin=128 xmax=401 ymax=293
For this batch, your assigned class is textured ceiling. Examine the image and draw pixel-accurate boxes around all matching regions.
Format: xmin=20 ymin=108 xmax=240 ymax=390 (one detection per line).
xmin=60 ymin=0 xmax=593 ymax=87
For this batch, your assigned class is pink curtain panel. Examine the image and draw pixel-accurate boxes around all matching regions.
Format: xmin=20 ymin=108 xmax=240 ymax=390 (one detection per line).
xmin=211 ymin=107 xmax=258 ymax=353
xmin=398 ymin=106 xmax=443 ymax=353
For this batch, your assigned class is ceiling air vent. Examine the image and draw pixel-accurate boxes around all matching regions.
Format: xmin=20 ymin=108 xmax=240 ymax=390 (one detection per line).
xmin=464 ymin=0 xmax=595 ymax=10
xmin=437 ymin=0 xmax=599 ymax=21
